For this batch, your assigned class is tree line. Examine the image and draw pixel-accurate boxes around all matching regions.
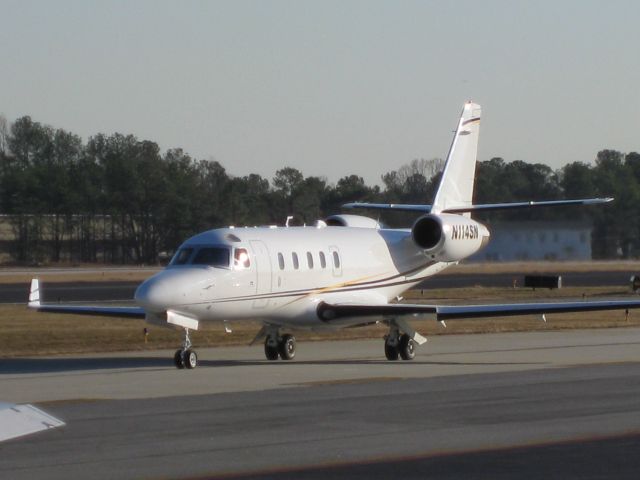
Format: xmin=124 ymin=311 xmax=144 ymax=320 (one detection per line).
xmin=0 ymin=114 xmax=638 ymax=264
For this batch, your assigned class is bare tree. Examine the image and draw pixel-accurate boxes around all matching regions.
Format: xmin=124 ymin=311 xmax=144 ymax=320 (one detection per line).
xmin=0 ymin=114 xmax=9 ymax=154
xmin=396 ymin=158 xmax=444 ymax=184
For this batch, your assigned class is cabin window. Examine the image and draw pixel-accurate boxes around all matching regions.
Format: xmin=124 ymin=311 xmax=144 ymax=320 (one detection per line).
xmin=191 ymin=247 xmax=230 ymax=268
xmin=278 ymin=252 xmax=285 ymax=270
xmin=333 ymin=251 xmax=340 ymax=269
xmin=307 ymin=252 xmax=314 ymax=269
xmin=319 ymin=251 xmax=326 ymax=269
xmin=234 ymin=248 xmax=251 ymax=269
xmin=171 ymin=247 xmax=194 ymax=265
xmin=292 ymin=252 xmax=299 ymax=270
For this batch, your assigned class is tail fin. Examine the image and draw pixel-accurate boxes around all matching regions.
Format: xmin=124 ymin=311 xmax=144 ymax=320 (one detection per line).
xmin=431 ymin=102 xmax=481 ymax=214
xmin=343 ymin=102 xmax=611 ymax=216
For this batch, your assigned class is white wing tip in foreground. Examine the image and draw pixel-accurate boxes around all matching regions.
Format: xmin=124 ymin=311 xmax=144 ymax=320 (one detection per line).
xmin=0 ymin=402 xmax=65 ymax=442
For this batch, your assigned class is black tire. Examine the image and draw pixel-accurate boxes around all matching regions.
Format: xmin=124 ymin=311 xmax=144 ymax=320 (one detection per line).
xmin=278 ymin=334 xmax=296 ymax=360
xmin=384 ymin=338 xmax=399 ymax=361
xmin=184 ymin=349 xmax=198 ymax=369
xmin=174 ymin=349 xmax=185 ymax=369
xmin=264 ymin=341 xmax=279 ymax=360
xmin=399 ymin=334 xmax=416 ymax=361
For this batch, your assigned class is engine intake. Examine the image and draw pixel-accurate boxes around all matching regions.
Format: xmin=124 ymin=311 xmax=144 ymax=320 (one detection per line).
xmin=412 ymin=216 xmax=443 ymax=250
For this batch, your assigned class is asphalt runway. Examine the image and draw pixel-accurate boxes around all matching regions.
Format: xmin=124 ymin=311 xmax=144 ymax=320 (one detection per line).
xmin=1 ymin=328 xmax=640 ymax=479
xmin=0 ymin=269 xmax=636 ymax=304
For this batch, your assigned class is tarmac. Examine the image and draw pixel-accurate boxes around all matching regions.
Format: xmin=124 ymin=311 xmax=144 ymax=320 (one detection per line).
xmin=1 ymin=327 xmax=640 ymax=479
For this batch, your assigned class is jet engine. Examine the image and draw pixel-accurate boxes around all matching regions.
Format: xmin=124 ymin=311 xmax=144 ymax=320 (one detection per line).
xmin=411 ymin=213 xmax=489 ymax=262
xmin=324 ymin=214 xmax=381 ymax=228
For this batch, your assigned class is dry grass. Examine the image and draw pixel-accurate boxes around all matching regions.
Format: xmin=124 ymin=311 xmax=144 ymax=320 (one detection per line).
xmin=0 ymin=307 xmax=262 ymax=357
xmin=2 ymin=285 xmax=639 ymax=358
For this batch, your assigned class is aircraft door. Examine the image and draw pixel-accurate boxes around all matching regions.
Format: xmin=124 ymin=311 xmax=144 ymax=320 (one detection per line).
xmin=249 ymin=240 xmax=272 ymax=308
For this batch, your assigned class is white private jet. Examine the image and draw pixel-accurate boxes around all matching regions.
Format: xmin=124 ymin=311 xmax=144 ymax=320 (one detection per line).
xmin=27 ymin=102 xmax=640 ymax=369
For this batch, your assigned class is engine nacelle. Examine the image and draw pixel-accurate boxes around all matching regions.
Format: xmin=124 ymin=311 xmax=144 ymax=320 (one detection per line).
xmin=411 ymin=213 xmax=489 ymax=262
xmin=324 ymin=214 xmax=381 ymax=228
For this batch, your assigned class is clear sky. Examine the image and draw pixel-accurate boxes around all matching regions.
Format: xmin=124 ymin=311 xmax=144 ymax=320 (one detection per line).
xmin=1 ymin=0 xmax=638 ymax=185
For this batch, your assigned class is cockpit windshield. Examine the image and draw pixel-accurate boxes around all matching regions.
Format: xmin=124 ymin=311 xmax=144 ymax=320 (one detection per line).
xmin=170 ymin=246 xmax=231 ymax=268
xmin=193 ymin=247 xmax=230 ymax=267
xmin=171 ymin=248 xmax=194 ymax=265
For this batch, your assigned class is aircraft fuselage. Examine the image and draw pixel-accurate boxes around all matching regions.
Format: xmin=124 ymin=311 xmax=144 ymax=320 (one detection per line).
xmin=134 ymin=225 xmax=457 ymax=330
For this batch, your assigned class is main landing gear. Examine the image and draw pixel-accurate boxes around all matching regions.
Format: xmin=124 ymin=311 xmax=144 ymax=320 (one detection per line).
xmin=264 ymin=330 xmax=296 ymax=361
xmin=384 ymin=324 xmax=416 ymax=361
xmin=174 ymin=328 xmax=198 ymax=369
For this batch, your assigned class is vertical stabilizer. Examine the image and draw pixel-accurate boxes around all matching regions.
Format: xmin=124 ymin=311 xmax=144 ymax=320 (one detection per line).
xmin=431 ymin=102 xmax=481 ymax=214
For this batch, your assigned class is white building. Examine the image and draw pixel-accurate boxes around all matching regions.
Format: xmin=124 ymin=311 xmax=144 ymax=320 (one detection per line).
xmin=470 ymin=221 xmax=592 ymax=262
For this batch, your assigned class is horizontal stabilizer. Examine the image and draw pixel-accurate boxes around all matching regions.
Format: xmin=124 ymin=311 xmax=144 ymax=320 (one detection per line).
xmin=443 ymin=197 xmax=613 ymax=213
xmin=28 ymin=278 xmax=145 ymax=318
xmin=343 ymin=197 xmax=613 ymax=214
xmin=343 ymin=202 xmax=432 ymax=213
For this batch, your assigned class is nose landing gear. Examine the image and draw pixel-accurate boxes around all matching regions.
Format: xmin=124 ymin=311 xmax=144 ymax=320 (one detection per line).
xmin=174 ymin=328 xmax=198 ymax=369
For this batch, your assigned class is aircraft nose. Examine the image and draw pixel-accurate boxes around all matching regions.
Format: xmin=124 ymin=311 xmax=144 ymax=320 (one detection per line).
xmin=135 ymin=268 xmax=213 ymax=312
xmin=135 ymin=275 xmax=171 ymax=312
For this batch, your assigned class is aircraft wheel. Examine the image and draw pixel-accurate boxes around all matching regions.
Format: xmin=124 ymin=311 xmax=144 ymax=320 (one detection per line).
xmin=278 ymin=334 xmax=296 ymax=360
xmin=184 ymin=349 xmax=198 ymax=369
xmin=384 ymin=338 xmax=399 ymax=361
xmin=264 ymin=341 xmax=279 ymax=360
xmin=174 ymin=349 xmax=185 ymax=369
xmin=399 ymin=334 xmax=416 ymax=361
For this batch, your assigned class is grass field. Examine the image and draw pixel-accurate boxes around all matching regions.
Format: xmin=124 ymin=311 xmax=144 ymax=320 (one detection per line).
xmin=2 ymin=281 xmax=639 ymax=357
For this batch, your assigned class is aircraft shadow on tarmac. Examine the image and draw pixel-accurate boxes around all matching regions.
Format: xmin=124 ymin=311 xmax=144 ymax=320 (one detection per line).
xmin=0 ymin=356 xmax=544 ymax=374
xmin=210 ymin=433 xmax=640 ymax=480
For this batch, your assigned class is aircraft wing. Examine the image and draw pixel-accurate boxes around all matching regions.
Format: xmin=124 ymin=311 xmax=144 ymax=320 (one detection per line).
xmin=317 ymin=298 xmax=640 ymax=322
xmin=28 ymin=279 xmax=146 ymax=318
xmin=0 ymin=402 xmax=65 ymax=442
xmin=342 ymin=197 xmax=612 ymax=214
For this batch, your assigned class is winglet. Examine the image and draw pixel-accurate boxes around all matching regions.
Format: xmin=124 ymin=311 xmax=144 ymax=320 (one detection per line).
xmin=28 ymin=278 xmax=40 ymax=308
